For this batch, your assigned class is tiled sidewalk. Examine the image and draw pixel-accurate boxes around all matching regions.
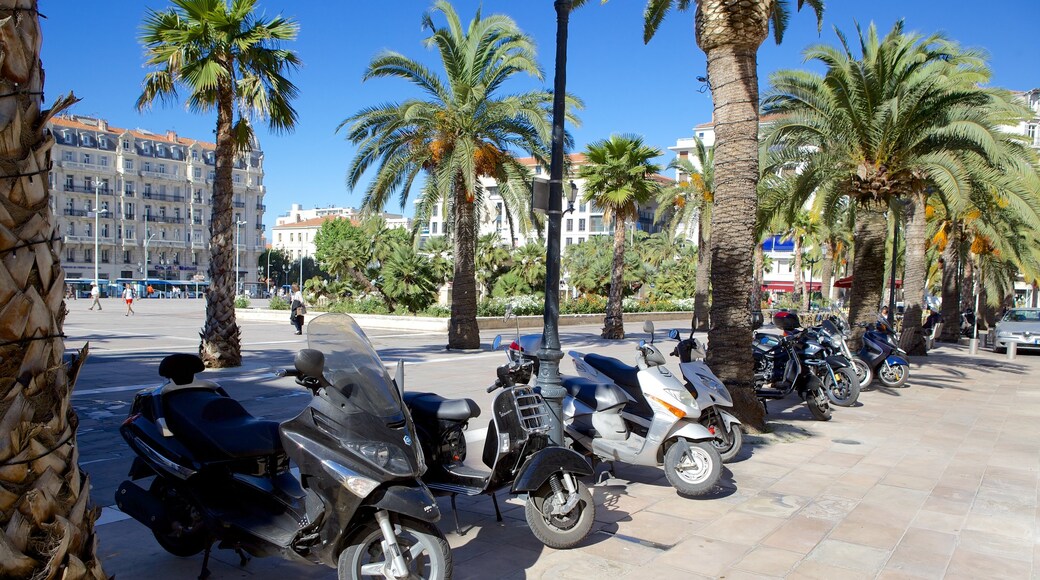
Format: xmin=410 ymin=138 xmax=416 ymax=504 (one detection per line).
xmin=97 ymin=343 xmax=1040 ymax=579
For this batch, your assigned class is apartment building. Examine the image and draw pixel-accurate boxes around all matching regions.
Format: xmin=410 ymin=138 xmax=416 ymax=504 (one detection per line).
xmin=49 ymin=114 xmax=266 ymax=286
xmin=271 ymin=204 xmax=410 ymax=260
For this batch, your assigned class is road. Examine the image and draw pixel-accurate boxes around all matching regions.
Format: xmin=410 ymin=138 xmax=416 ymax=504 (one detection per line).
xmin=65 ymin=296 xmax=694 ymax=510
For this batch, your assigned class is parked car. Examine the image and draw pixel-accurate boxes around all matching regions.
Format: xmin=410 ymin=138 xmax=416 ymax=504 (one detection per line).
xmin=993 ymin=308 xmax=1040 ymax=353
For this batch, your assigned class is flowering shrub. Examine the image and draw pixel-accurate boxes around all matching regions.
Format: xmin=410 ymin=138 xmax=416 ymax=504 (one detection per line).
xmin=269 ymin=295 xmax=289 ymax=310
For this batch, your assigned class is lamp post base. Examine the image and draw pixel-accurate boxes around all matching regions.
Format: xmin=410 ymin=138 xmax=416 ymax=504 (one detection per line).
xmin=535 ymin=346 xmax=566 ymax=446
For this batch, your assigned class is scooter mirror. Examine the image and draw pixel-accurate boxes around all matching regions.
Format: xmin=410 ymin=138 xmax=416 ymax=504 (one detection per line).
xmin=643 ymin=320 xmax=655 ymax=334
xmin=492 ymin=335 xmax=503 ymax=350
xmin=504 ymin=304 xmax=514 ymax=321
xmin=668 ymin=329 xmax=680 ymax=340
xmin=294 ymin=349 xmax=328 ymax=386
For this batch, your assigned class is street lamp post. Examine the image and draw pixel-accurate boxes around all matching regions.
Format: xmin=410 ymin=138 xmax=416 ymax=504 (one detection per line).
xmin=92 ymin=176 xmax=108 ymax=287
xmin=143 ymin=231 xmax=156 ymax=280
xmin=535 ymin=0 xmax=573 ymax=446
xmin=235 ymin=220 xmax=247 ymax=295
xmin=804 ymin=255 xmax=819 ymax=312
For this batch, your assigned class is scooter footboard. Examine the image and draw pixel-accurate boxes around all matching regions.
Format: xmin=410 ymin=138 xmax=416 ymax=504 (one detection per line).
xmin=510 ymin=447 xmax=593 ymax=494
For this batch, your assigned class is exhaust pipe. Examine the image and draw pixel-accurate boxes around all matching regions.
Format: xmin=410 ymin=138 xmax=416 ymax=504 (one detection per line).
xmin=115 ymin=480 xmax=167 ymax=530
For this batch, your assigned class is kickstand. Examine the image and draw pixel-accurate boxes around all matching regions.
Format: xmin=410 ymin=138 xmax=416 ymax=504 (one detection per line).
xmin=490 ymin=492 xmax=503 ymax=523
xmin=449 ymin=494 xmax=464 ymax=536
xmin=198 ymin=544 xmax=212 ymax=580
xmin=234 ymin=546 xmax=251 ymax=567
xmin=597 ymin=461 xmax=616 ymax=485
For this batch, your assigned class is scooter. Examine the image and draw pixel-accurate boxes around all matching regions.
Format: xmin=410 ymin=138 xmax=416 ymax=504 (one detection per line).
xmin=805 ymin=321 xmax=861 ymax=406
xmin=753 ymin=312 xmax=834 ymax=421
xmin=401 ymin=340 xmax=596 ymax=550
xmin=116 ymin=314 xmax=452 ymax=580
xmin=664 ymin=327 xmax=744 ymax=462
xmin=859 ymin=316 xmax=911 ymax=388
xmin=563 ymin=322 xmax=723 ymax=496
xmin=821 ymin=314 xmax=874 ymax=388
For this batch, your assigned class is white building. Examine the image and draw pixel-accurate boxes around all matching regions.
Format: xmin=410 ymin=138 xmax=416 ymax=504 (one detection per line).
xmin=1010 ymin=88 xmax=1040 ymax=306
xmin=49 ymin=114 xmax=266 ymax=286
xmin=271 ymin=204 xmax=410 ymax=260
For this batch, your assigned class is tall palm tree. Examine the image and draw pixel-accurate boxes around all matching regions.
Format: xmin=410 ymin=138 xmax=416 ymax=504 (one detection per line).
xmin=761 ymin=21 xmax=1036 ymax=352
xmin=341 ymin=1 xmax=576 ymax=349
xmin=578 ymin=135 xmax=663 ymax=338
xmin=476 ymin=232 xmax=510 ymax=297
xmin=138 ymin=0 xmax=300 ymax=367
xmin=513 ymin=241 xmax=547 ymax=291
xmin=420 ymin=235 xmax=454 ymax=286
xmin=659 ymin=139 xmax=714 ymax=329
xmin=636 ymin=0 xmax=824 ymax=430
xmin=0 ymin=5 xmax=105 ymax=577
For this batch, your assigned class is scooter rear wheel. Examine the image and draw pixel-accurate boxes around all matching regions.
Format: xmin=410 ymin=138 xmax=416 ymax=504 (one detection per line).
xmin=525 ymin=477 xmax=595 ymax=549
xmin=706 ymin=420 xmax=743 ymax=463
xmin=149 ymin=480 xmax=209 ymax=557
xmin=664 ymin=440 xmax=721 ymax=496
xmin=338 ymin=516 xmax=452 ymax=580
xmin=851 ymin=356 xmax=873 ymax=387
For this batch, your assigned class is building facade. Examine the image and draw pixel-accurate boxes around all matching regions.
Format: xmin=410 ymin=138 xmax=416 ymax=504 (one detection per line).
xmin=49 ymin=114 xmax=266 ymax=286
xmin=271 ymin=204 xmax=410 ymax=260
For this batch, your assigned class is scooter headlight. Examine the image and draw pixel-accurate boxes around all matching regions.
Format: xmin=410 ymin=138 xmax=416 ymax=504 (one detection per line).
xmin=345 ymin=441 xmax=412 ymax=475
xmin=664 ymin=387 xmax=697 ymax=410
xmin=321 ymin=459 xmax=380 ymax=498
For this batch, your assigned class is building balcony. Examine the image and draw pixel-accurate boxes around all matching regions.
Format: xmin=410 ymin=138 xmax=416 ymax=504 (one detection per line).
xmin=255 ymin=223 xmax=265 ymax=231
xmin=256 ymin=203 xmax=266 ymax=212
xmin=63 ymin=208 xmax=89 ymax=217
xmin=144 ymin=215 xmax=185 ymax=225
xmin=139 ymin=170 xmax=185 ymax=181
xmin=60 ymin=160 xmax=115 ymax=174
xmin=142 ymin=192 xmax=185 ymax=202
xmin=233 ymin=201 xmax=246 ymax=208
xmin=63 ymin=185 xmax=113 ymax=195
xmin=64 ymin=235 xmax=114 ymax=244
xmin=123 ymin=213 xmax=135 ymax=220
xmin=149 ymin=239 xmax=187 ymax=248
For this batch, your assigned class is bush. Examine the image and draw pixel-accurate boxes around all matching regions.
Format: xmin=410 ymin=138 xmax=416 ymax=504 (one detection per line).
xmin=421 ymin=304 xmax=451 ymax=318
xmin=562 ymin=295 xmax=607 ymax=314
xmin=269 ymin=295 xmax=289 ymax=310
xmin=327 ymin=295 xmax=391 ymax=315
xmin=234 ymin=296 xmax=251 ymax=309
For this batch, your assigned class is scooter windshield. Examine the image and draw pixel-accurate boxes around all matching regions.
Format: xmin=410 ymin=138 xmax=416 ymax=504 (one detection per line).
xmin=306 ymin=314 xmax=404 ymax=421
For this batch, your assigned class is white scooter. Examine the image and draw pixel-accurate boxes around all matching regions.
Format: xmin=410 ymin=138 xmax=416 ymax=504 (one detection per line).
xmin=560 ymin=322 xmax=722 ymax=496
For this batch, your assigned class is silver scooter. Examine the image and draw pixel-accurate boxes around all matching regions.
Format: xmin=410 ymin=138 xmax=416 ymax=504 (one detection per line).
xmin=561 ymin=322 xmax=722 ymax=496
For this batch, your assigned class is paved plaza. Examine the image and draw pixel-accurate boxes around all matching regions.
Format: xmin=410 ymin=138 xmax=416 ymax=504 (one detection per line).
xmin=66 ymin=297 xmax=1040 ymax=578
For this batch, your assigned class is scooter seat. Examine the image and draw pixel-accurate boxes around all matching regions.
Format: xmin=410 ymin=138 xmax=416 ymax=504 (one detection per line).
xmin=583 ymin=353 xmax=640 ymax=389
xmin=560 ymin=376 xmax=627 ymax=411
xmin=164 ymin=389 xmax=283 ymax=460
xmin=403 ymin=392 xmax=480 ymax=422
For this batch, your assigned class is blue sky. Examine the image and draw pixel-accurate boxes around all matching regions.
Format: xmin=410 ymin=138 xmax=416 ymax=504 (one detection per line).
xmin=42 ymin=0 xmax=1039 ymax=230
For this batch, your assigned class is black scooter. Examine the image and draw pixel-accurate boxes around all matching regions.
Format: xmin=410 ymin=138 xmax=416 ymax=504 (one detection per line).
xmin=116 ymin=314 xmax=452 ymax=580
xmin=402 ymin=336 xmax=596 ymax=550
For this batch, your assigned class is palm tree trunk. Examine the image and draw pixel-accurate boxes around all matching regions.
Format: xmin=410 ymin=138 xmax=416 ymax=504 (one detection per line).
xmin=448 ymin=186 xmax=480 ymax=349
xmin=0 ymin=4 xmax=104 ymax=576
xmin=693 ymin=210 xmax=710 ymax=330
xmin=820 ymin=240 xmax=834 ymax=303
xmin=602 ymin=218 xmax=627 ymax=339
xmin=960 ymin=250 xmax=974 ymax=312
xmin=847 ymin=202 xmax=888 ymax=351
xmin=200 ymin=79 xmax=242 ymax=367
xmin=899 ymin=190 xmax=928 ymax=355
xmin=701 ymin=43 xmax=766 ymax=431
xmin=938 ymin=224 xmax=962 ymax=343
xmin=752 ymin=244 xmax=763 ymax=309
xmin=792 ymin=236 xmax=804 ymax=311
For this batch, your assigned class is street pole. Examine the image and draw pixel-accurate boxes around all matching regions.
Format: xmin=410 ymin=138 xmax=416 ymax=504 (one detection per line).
xmin=93 ymin=176 xmax=101 ymax=286
xmin=143 ymin=231 xmax=156 ymax=281
xmin=804 ymin=255 xmax=819 ymax=313
xmin=266 ymin=248 xmax=271 ymax=296
xmin=535 ymin=0 xmax=572 ymax=446
xmin=235 ymin=220 xmax=247 ymax=295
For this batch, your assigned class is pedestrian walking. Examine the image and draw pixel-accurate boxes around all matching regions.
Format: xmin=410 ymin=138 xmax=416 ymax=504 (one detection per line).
xmin=290 ymin=283 xmax=305 ymax=335
xmin=88 ymin=283 xmax=102 ymax=310
xmin=123 ymin=283 xmax=136 ymax=316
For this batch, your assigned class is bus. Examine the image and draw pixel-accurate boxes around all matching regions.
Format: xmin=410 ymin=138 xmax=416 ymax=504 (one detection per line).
xmin=114 ymin=278 xmax=210 ymax=299
xmin=65 ymin=278 xmax=111 ymax=299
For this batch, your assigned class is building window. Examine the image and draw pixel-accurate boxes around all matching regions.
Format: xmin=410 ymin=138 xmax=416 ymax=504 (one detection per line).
xmin=193 ymin=167 xmax=201 ymax=178
xmin=122 ymin=139 xmax=130 ymax=151
xmin=432 ymin=222 xmax=438 ymax=234
xmin=143 ymin=161 xmax=152 ymax=172
xmin=123 ymin=250 xmax=131 ymax=263
xmin=565 ymin=237 xmax=572 ymax=246
xmin=64 ymin=175 xmax=73 ymax=191
xmin=144 ymin=183 xmax=152 ymax=195
xmin=1029 ymin=124 xmax=1037 ymax=144
xmin=566 ymin=219 xmax=573 ymax=232
xmin=99 ymin=156 xmax=109 ymax=167
xmin=192 ymin=149 xmax=198 ymax=161
xmin=101 ymin=249 xmax=110 ymax=263
xmin=289 ymin=233 xmax=294 ymax=242
xmin=99 ymin=136 xmax=107 ymax=148
xmin=432 ymin=205 xmax=439 ymax=217
xmin=84 ymin=248 xmax=92 ymax=262
xmin=82 ymin=153 xmax=91 ymax=164
xmin=63 ymin=150 xmax=74 ymax=162
xmin=84 ymin=176 xmax=93 ymax=191
xmin=192 ymin=252 xmax=198 ymax=265
xmin=158 ymin=163 xmax=167 ymax=174
xmin=124 ymin=159 xmax=134 ymax=170
xmin=579 ymin=218 xmax=586 ymax=231
xmin=67 ymin=249 xmax=75 ymax=262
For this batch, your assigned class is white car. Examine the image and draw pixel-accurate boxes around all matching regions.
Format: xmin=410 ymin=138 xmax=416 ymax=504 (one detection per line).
xmin=994 ymin=308 xmax=1040 ymax=353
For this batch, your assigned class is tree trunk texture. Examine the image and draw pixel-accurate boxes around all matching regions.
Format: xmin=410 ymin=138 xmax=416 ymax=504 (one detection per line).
xmin=899 ymin=191 xmax=928 ymax=355
xmin=693 ymin=211 xmax=710 ymax=330
xmin=0 ymin=3 xmax=104 ymax=577
xmin=751 ymin=243 xmax=763 ymax=309
xmin=200 ymin=82 xmax=242 ymax=367
xmin=820 ymin=240 xmax=834 ymax=302
xmin=701 ymin=42 xmax=767 ymax=431
xmin=1032 ymin=282 xmax=1038 ymax=308
xmin=448 ymin=187 xmax=480 ymax=349
xmin=792 ymin=236 xmax=804 ymax=312
xmin=978 ymin=277 xmax=995 ymax=331
xmin=938 ymin=224 xmax=962 ymax=343
xmin=960 ymin=251 xmax=974 ymax=311
xmin=847 ymin=202 xmax=888 ymax=351
xmin=602 ymin=218 xmax=627 ymax=339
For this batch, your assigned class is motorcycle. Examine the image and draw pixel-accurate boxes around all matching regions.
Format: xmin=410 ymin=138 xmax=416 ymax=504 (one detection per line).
xmin=666 ymin=327 xmax=745 ymax=462
xmin=810 ymin=320 xmax=862 ymax=406
xmin=821 ymin=314 xmax=874 ymax=388
xmin=116 ymin=314 xmax=452 ymax=580
xmin=752 ymin=311 xmax=839 ymax=421
xmin=859 ymin=316 xmax=911 ymax=388
xmin=401 ymin=338 xmax=596 ymax=550
xmin=564 ymin=321 xmax=723 ymax=496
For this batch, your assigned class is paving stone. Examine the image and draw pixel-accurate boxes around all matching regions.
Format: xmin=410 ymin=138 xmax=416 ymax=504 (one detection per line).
xmin=946 ymin=546 xmax=1032 ymax=578
xmin=734 ymin=491 xmax=811 ymax=518
xmin=806 ymin=539 xmax=891 ymax=574
xmin=702 ymin=511 xmax=786 ymax=545
xmin=827 ymin=520 xmax=906 ymax=550
xmin=732 ymin=546 xmax=805 ymax=576
xmin=761 ymin=516 xmax=836 ymax=554
xmin=652 ymin=535 xmax=750 ymax=576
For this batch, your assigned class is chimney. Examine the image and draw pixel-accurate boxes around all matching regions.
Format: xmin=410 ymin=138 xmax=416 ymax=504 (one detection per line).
xmin=166 ymin=130 xmax=177 ymax=142
xmin=97 ymin=118 xmax=107 ymax=131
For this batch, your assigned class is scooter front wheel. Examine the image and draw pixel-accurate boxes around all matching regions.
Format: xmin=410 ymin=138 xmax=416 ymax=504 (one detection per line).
xmin=525 ymin=475 xmax=595 ymax=549
xmin=664 ymin=440 xmax=721 ymax=496
xmin=805 ymin=388 xmax=832 ymax=421
xmin=338 ymin=516 xmax=452 ymax=580
xmin=825 ymin=367 xmax=861 ymax=407
xmin=878 ymin=362 xmax=909 ymax=388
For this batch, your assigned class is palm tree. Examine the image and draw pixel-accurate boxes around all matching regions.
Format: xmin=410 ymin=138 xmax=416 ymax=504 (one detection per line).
xmin=635 ymin=0 xmax=824 ymax=430
xmin=476 ymin=233 xmax=510 ymax=298
xmin=0 ymin=6 xmax=105 ymax=577
xmin=341 ymin=1 xmax=575 ymax=349
xmin=513 ymin=242 xmax=547 ymax=291
xmin=382 ymin=246 xmax=439 ymax=314
xmin=138 ymin=0 xmax=300 ymax=367
xmin=578 ymin=135 xmax=663 ymax=338
xmin=659 ymin=139 xmax=714 ymax=329
xmin=761 ymin=21 xmax=1037 ymax=352
xmin=420 ymin=235 xmax=454 ymax=286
